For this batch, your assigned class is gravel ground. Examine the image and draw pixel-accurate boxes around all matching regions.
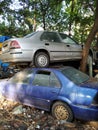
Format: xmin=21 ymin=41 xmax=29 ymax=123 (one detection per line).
xmin=0 ymin=95 xmax=98 ymax=130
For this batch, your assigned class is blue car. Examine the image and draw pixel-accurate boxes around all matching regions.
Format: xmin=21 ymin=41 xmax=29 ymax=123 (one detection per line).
xmin=0 ymin=67 xmax=98 ymax=121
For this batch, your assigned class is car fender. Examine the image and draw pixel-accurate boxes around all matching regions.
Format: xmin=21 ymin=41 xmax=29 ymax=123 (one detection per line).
xmin=75 ymin=87 xmax=97 ymax=106
xmin=52 ymin=96 xmax=72 ymax=106
xmin=33 ymin=48 xmax=50 ymax=59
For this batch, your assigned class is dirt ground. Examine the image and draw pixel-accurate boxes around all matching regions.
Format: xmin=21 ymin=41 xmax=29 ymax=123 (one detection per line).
xmin=0 ymin=95 xmax=98 ymax=130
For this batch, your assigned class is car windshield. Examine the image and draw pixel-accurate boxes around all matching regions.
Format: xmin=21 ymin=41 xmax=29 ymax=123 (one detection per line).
xmin=24 ymin=31 xmax=37 ymax=38
xmin=10 ymin=69 xmax=33 ymax=83
xmin=61 ymin=67 xmax=89 ymax=85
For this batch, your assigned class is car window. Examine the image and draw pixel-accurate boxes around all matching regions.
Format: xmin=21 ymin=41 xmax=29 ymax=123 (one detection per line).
xmin=59 ymin=33 xmax=77 ymax=44
xmin=24 ymin=31 xmax=37 ymax=38
xmin=61 ymin=67 xmax=89 ymax=85
xmin=50 ymin=72 xmax=61 ymax=87
xmin=10 ymin=70 xmax=33 ymax=84
xmin=40 ymin=32 xmax=61 ymax=42
xmin=32 ymin=70 xmax=60 ymax=87
xmin=33 ymin=70 xmax=50 ymax=86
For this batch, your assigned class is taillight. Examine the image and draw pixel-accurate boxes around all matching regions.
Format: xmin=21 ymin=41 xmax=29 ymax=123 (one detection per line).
xmin=10 ymin=41 xmax=21 ymax=49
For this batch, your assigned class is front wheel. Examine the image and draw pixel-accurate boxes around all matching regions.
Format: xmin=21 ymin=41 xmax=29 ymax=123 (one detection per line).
xmin=34 ymin=52 xmax=49 ymax=68
xmin=52 ymin=101 xmax=73 ymax=121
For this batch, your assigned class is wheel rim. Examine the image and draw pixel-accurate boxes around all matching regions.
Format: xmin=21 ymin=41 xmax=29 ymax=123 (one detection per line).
xmin=37 ymin=55 xmax=48 ymax=67
xmin=54 ymin=105 xmax=69 ymax=120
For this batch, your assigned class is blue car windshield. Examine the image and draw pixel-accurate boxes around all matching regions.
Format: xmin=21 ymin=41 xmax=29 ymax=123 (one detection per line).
xmin=61 ymin=67 xmax=90 ymax=85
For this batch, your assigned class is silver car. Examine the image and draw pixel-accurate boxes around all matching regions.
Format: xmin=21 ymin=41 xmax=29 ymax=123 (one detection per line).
xmin=0 ymin=31 xmax=82 ymax=68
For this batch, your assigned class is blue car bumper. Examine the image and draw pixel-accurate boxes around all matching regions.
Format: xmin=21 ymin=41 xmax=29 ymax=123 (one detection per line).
xmin=71 ymin=104 xmax=98 ymax=121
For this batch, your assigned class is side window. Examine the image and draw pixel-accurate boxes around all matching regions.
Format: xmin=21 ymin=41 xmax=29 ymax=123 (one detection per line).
xmin=59 ymin=33 xmax=77 ymax=44
xmin=10 ymin=70 xmax=33 ymax=84
xmin=50 ymin=72 xmax=61 ymax=87
xmin=33 ymin=70 xmax=50 ymax=86
xmin=40 ymin=32 xmax=61 ymax=42
xmin=33 ymin=70 xmax=61 ymax=87
xmin=40 ymin=32 xmax=49 ymax=41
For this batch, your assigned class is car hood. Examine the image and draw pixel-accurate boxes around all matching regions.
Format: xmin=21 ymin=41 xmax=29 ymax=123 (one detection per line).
xmin=0 ymin=79 xmax=9 ymax=93
xmin=80 ymin=78 xmax=98 ymax=90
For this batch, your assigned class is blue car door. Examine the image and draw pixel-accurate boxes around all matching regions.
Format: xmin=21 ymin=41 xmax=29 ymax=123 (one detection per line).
xmin=6 ymin=70 xmax=34 ymax=106
xmin=27 ymin=70 xmax=61 ymax=110
xmin=4 ymin=82 xmax=28 ymax=103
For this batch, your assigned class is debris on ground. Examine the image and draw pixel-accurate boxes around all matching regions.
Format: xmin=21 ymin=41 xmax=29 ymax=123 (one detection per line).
xmin=0 ymin=96 xmax=97 ymax=130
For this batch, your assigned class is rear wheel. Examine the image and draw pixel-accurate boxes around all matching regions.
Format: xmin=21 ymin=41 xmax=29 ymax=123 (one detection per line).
xmin=52 ymin=101 xmax=73 ymax=121
xmin=34 ymin=52 xmax=49 ymax=68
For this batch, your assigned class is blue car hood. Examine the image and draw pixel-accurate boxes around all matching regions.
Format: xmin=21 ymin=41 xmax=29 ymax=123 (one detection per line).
xmin=0 ymin=79 xmax=8 ymax=93
xmin=80 ymin=79 xmax=98 ymax=90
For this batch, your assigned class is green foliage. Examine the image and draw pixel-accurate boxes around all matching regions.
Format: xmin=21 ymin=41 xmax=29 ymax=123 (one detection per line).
xmin=0 ymin=0 xmax=96 ymax=45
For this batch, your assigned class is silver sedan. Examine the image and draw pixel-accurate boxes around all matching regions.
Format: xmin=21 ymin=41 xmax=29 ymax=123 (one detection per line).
xmin=0 ymin=31 xmax=82 ymax=68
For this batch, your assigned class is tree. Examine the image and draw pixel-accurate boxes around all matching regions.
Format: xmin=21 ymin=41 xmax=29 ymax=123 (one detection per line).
xmin=0 ymin=0 xmax=12 ymax=14
xmin=80 ymin=0 xmax=98 ymax=73
xmin=0 ymin=0 xmax=96 ymax=41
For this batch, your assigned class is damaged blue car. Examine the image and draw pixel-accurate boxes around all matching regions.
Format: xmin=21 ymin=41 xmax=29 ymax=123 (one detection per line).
xmin=0 ymin=66 xmax=98 ymax=121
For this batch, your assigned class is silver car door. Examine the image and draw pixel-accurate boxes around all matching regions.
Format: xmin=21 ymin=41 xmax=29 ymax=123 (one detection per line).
xmin=59 ymin=33 xmax=82 ymax=60
xmin=40 ymin=32 xmax=72 ymax=61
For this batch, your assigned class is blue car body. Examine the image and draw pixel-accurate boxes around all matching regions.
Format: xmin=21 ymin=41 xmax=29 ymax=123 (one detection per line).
xmin=0 ymin=67 xmax=98 ymax=121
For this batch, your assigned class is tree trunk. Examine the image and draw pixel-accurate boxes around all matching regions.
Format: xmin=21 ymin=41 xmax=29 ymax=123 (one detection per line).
xmin=69 ymin=0 xmax=74 ymax=36
xmin=80 ymin=0 xmax=98 ymax=73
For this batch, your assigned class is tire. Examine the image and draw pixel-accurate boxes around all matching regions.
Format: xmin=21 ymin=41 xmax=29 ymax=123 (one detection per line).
xmin=52 ymin=101 xmax=73 ymax=121
xmin=34 ymin=52 xmax=49 ymax=68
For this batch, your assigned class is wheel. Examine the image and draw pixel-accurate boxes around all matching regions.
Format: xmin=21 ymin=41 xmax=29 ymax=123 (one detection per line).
xmin=52 ymin=101 xmax=73 ymax=121
xmin=34 ymin=52 xmax=49 ymax=68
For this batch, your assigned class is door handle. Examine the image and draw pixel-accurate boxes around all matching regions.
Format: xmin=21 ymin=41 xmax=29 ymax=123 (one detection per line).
xmin=51 ymin=91 xmax=58 ymax=94
xmin=45 ymin=43 xmax=49 ymax=46
xmin=66 ymin=45 xmax=70 ymax=47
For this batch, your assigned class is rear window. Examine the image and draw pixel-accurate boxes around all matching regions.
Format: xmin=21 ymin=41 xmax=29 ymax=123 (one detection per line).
xmin=61 ymin=67 xmax=89 ymax=85
xmin=24 ymin=32 xmax=37 ymax=38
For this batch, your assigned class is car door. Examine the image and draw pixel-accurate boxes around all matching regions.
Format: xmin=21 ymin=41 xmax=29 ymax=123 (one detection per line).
xmin=40 ymin=32 xmax=72 ymax=60
xmin=27 ymin=70 xmax=61 ymax=110
xmin=6 ymin=69 xmax=34 ymax=106
xmin=59 ymin=33 xmax=82 ymax=60
xmin=4 ymin=79 xmax=29 ymax=103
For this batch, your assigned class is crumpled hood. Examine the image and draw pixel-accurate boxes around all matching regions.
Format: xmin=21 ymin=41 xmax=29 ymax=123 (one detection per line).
xmin=0 ymin=79 xmax=9 ymax=94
